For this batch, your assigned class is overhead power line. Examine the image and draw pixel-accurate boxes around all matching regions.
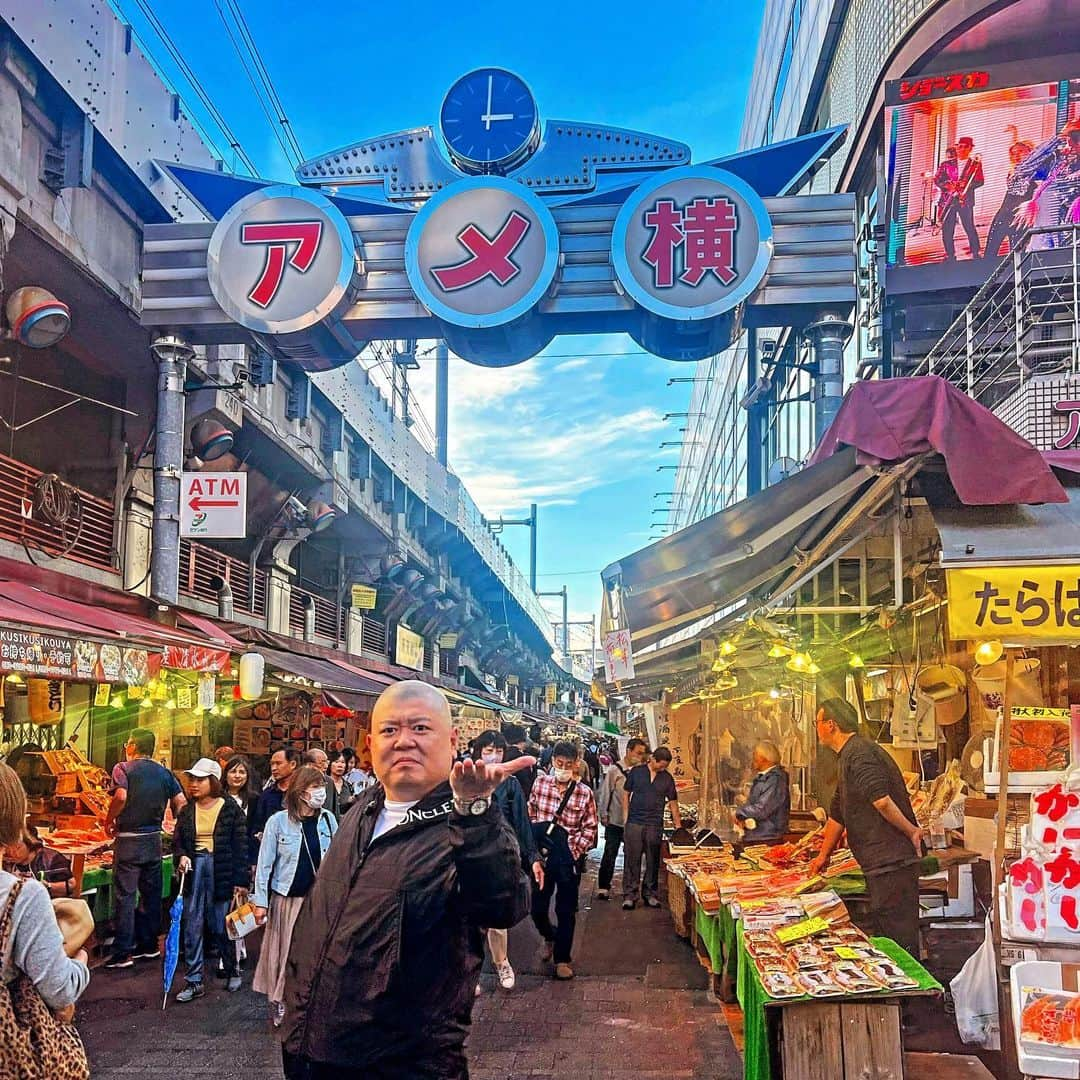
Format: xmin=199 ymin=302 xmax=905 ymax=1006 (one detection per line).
xmin=221 ymin=0 xmax=305 ymax=166
xmin=125 ymin=0 xmax=260 ymax=176
xmin=212 ymin=0 xmax=298 ymax=169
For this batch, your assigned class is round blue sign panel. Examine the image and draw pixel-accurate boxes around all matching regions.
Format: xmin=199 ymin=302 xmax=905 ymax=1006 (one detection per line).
xmin=405 ymin=176 xmax=559 ymax=330
xmin=440 ymin=68 xmax=540 ymax=174
xmin=611 ymin=167 xmax=774 ymax=322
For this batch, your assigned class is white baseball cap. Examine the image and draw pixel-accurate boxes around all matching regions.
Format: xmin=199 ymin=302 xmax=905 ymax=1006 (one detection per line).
xmin=185 ymin=757 xmax=222 ymax=780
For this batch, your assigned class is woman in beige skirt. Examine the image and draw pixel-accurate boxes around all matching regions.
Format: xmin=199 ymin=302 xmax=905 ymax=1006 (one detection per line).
xmin=252 ymin=765 xmax=337 ymax=1025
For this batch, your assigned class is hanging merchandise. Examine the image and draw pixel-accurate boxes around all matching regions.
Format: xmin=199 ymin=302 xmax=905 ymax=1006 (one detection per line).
xmin=27 ymin=679 xmax=64 ymax=725
xmin=890 ymin=682 xmax=936 ymax=749
xmin=973 ymin=657 xmax=1043 ymax=712
xmin=915 ymin=664 xmax=967 ymax=727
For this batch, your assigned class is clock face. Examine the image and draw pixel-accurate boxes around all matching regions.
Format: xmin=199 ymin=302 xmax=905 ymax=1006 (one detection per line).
xmin=439 ymin=68 xmax=540 ymax=174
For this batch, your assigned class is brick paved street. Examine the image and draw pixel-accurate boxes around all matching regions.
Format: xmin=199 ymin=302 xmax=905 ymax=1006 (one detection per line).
xmin=79 ymin=853 xmax=741 ymax=1078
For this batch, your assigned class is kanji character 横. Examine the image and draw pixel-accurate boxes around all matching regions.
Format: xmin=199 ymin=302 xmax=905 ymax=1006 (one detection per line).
xmin=642 ymin=199 xmax=684 ymax=288
xmin=974 ymin=580 xmax=1012 ymax=626
xmin=1016 ymin=579 xmax=1051 ymax=627
xmin=680 ymin=197 xmax=739 ymax=286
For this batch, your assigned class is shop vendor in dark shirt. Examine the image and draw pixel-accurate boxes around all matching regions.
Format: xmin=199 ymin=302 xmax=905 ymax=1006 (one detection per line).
xmin=621 ymin=748 xmax=682 ymax=909
xmin=808 ymin=698 xmax=923 ymax=955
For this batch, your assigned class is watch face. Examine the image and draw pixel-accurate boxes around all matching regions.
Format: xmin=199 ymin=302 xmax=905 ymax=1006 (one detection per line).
xmin=470 ymin=797 xmax=490 ymax=815
xmin=440 ymin=68 xmax=539 ymax=173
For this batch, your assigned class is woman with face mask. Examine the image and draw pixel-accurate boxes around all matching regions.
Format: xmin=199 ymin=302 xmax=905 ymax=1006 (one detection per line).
xmin=252 ymin=765 xmax=337 ymax=1026
xmin=470 ymin=731 xmax=543 ymax=993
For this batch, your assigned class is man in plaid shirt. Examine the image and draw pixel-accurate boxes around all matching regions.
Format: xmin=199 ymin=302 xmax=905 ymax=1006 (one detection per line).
xmin=527 ymin=740 xmax=598 ymax=980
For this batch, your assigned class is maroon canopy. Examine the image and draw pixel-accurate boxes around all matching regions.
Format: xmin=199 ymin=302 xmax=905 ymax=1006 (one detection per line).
xmin=809 ymin=376 xmax=1067 ymax=505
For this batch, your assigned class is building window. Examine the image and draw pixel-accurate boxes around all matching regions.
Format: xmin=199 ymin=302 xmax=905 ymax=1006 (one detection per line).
xmin=762 ymin=0 xmax=805 ymax=146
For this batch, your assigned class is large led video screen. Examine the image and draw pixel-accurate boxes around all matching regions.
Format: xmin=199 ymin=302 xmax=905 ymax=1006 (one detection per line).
xmin=885 ymin=69 xmax=1080 ymax=293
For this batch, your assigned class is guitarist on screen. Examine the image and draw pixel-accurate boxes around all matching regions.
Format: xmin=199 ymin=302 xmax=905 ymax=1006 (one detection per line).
xmin=935 ymin=136 xmax=984 ymax=260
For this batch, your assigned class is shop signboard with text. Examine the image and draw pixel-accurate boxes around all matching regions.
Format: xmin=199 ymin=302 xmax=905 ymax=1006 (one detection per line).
xmin=396 ymin=625 xmax=425 ymax=672
xmin=885 ymin=61 xmax=1080 ymax=295
xmin=181 ymin=472 xmax=247 ymax=539
xmin=145 ymin=69 xmax=855 ymax=369
xmin=0 ymin=626 xmax=156 ymax=684
xmin=948 ymin=565 xmax=1080 ymax=642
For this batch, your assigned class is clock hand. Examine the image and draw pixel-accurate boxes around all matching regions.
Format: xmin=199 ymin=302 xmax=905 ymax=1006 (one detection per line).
xmin=484 ymin=75 xmax=493 ymax=132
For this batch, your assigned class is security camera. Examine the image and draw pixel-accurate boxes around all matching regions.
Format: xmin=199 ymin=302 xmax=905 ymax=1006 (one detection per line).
xmin=759 ymin=338 xmax=778 ymax=359
xmin=739 ymin=376 xmax=772 ymax=411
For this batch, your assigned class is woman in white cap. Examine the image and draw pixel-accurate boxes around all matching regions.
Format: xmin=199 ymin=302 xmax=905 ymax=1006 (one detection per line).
xmin=172 ymin=757 xmax=250 ymax=1002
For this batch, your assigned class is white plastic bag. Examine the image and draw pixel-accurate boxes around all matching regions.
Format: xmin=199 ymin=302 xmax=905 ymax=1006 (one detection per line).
xmin=950 ymin=914 xmax=1001 ymax=1050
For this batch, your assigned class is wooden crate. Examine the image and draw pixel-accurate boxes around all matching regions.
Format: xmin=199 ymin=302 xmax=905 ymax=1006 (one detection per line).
xmin=780 ymin=1001 xmax=902 ymax=1080
xmin=666 ymin=869 xmax=692 ymax=939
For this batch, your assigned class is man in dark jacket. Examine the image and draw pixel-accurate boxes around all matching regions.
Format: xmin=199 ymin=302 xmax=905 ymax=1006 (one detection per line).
xmin=282 ymin=681 xmax=534 ymax=1080
xmin=734 ymin=741 xmax=791 ymax=844
xmin=247 ymin=745 xmax=300 ymax=863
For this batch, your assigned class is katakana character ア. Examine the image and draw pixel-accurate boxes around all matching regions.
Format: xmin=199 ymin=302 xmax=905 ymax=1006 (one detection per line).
xmin=1035 ymin=784 xmax=1080 ymax=823
xmin=1045 ymin=849 xmax=1080 ymax=889
xmin=1016 ymin=579 xmax=1051 ymax=627
xmin=642 ymin=199 xmax=684 ymax=288
xmin=1053 ymin=400 xmax=1080 ymax=450
xmin=974 ymin=581 xmax=1012 ymax=626
xmin=680 ymin=197 xmax=738 ymax=286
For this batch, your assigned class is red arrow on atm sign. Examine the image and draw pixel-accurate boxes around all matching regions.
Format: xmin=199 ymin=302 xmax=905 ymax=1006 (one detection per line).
xmin=188 ymin=497 xmax=240 ymax=511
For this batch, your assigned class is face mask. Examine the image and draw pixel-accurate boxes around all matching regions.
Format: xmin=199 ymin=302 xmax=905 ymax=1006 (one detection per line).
xmin=481 ymin=751 xmax=502 ymax=764
xmin=553 ymin=767 xmax=573 ymax=783
xmin=304 ymin=787 xmax=328 ymax=810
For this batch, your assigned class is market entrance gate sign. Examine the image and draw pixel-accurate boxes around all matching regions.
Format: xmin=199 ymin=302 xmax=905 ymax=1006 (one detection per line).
xmin=142 ymin=69 xmax=856 ymax=369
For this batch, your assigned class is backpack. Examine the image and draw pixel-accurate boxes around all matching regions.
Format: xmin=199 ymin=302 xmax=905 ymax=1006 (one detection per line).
xmin=0 ymin=878 xmax=89 ymax=1080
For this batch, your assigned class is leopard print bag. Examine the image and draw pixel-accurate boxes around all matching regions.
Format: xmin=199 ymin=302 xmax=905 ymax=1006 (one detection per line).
xmin=0 ymin=878 xmax=89 ymax=1080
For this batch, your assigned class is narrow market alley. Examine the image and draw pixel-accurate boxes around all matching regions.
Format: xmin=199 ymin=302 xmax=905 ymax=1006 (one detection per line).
xmin=79 ymin=853 xmax=741 ymax=1080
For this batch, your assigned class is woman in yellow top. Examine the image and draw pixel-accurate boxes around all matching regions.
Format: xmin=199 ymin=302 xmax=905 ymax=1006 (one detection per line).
xmin=172 ymin=758 xmax=250 ymax=1002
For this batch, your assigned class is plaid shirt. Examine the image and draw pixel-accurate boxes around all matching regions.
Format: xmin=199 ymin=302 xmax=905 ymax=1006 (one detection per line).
xmin=527 ymin=773 xmax=598 ymax=862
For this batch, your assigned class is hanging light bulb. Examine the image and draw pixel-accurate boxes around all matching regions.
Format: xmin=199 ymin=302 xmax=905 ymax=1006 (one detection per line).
xmin=848 ymin=654 xmax=866 ymax=669
xmin=4 ymin=673 xmax=23 ymax=684
xmin=786 ymin=652 xmax=811 ymax=673
xmin=718 ymin=640 xmax=737 ymax=657
xmin=164 ymin=698 xmax=177 ymax=711
xmin=767 ymin=643 xmax=792 ymax=659
xmin=139 ymin=697 xmax=152 ymax=710
xmin=111 ymin=693 xmax=126 ymax=709
xmin=974 ymin=639 xmax=1004 ymax=666
xmin=769 ymin=687 xmax=781 ymax=700
xmin=711 ymin=656 xmax=732 ymax=673
xmin=806 ymin=661 xmax=822 ymax=676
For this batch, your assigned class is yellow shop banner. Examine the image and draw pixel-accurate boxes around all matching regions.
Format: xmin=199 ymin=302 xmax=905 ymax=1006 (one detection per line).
xmin=948 ymin=565 xmax=1080 ymax=642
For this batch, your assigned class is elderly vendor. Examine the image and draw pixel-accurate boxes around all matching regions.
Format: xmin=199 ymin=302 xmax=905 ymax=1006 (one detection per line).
xmin=734 ymin=741 xmax=791 ymax=843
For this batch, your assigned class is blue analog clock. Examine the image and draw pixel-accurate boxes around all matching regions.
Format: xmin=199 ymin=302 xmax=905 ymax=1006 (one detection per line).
xmin=439 ymin=68 xmax=540 ymax=174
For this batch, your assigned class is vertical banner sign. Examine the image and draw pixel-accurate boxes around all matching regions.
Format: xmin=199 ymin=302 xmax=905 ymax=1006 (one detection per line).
xmin=177 ymin=686 xmax=193 ymax=711
xmin=27 ymin=679 xmax=64 ymax=725
xmin=198 ymin=675 xmax=217 ymax=711
xmin=396 ymin=625 xmax=425 ymax=672
xmin=94 ymin=683 xmax=111 ymax=708
xmin=545 ymin=683 xmax=558 ymax=706
xmin=603 ymin=630 xmax=636 ymax=682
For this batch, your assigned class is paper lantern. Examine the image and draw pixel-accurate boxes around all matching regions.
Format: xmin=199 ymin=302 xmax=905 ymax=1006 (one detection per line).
xmin=239 ymin=651 xmax=265 ymax=701
xmin=27 ymin=679 xmax=64 ymax=725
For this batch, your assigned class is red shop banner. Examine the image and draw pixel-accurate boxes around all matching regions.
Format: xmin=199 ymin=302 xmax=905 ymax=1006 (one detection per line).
xmin=162 ymin=643 xmax=231 ymax=673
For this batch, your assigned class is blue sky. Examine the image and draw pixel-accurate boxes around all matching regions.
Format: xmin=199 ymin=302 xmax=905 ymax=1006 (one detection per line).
xmin=114 ymin=0 xmax=764 ymax=644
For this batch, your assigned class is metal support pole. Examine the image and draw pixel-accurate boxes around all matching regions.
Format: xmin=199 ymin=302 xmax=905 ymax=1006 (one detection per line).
xmin=529 ymin=502 xmax=537 ymax=592
xmin=746 ymin=328 xmax=763 ymax=496
xmin=805 ymin=313 xmax=853 ymax=444
xmin=435 ymin=341 xmax=449 ymax=467
xmin=150 ymin=334 xmax=194 ymax=606
xmin=893 ymin=483 xmax=904 ymax=609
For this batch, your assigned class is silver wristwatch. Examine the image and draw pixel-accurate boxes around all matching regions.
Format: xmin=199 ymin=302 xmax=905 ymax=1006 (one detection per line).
xmin=453 ymin=795 xmax=491 ymax=817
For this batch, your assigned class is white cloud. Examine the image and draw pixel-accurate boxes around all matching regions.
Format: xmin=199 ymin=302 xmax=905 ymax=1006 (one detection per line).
xmin=552 ymin=357 xmax=590 ymax=373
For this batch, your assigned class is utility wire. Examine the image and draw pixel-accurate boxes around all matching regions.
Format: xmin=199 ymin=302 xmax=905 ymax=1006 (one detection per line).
xmin=222 ymin=0 xmax=305 ymax=165
xmin=212 ymin=0 xmax=298 ymax=169
xmin=126 ymin=0 xmax=260 ymax=175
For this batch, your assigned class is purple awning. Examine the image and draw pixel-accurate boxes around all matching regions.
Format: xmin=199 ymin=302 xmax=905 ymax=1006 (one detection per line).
xmin=809 ymin=376 xmax=1067 ymax=505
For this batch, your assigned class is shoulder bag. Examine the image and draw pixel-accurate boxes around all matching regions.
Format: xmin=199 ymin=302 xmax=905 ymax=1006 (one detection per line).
xmin=0 ymin=878 xmax=90 ymax=1080
xmin=531 ymin=781 xmax=578 ymax=868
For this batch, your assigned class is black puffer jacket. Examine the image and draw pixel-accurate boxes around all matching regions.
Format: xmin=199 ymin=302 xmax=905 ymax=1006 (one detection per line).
xmin=282 ymin=781 xmax=530 ymax=1071
xmin=173 ymin=797 xmax=250 ymax=901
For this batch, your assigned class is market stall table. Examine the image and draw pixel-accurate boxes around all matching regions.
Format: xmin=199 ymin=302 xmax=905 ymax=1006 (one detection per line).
xmin=735 ymin=923 xmax=941 ymax=1080
xmin=80 ymin=855 xmax=175 ymax=923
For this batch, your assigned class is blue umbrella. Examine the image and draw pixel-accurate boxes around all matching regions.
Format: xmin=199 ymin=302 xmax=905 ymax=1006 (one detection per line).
xmin=162 ymin=871 xmax=186 ymax=1010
